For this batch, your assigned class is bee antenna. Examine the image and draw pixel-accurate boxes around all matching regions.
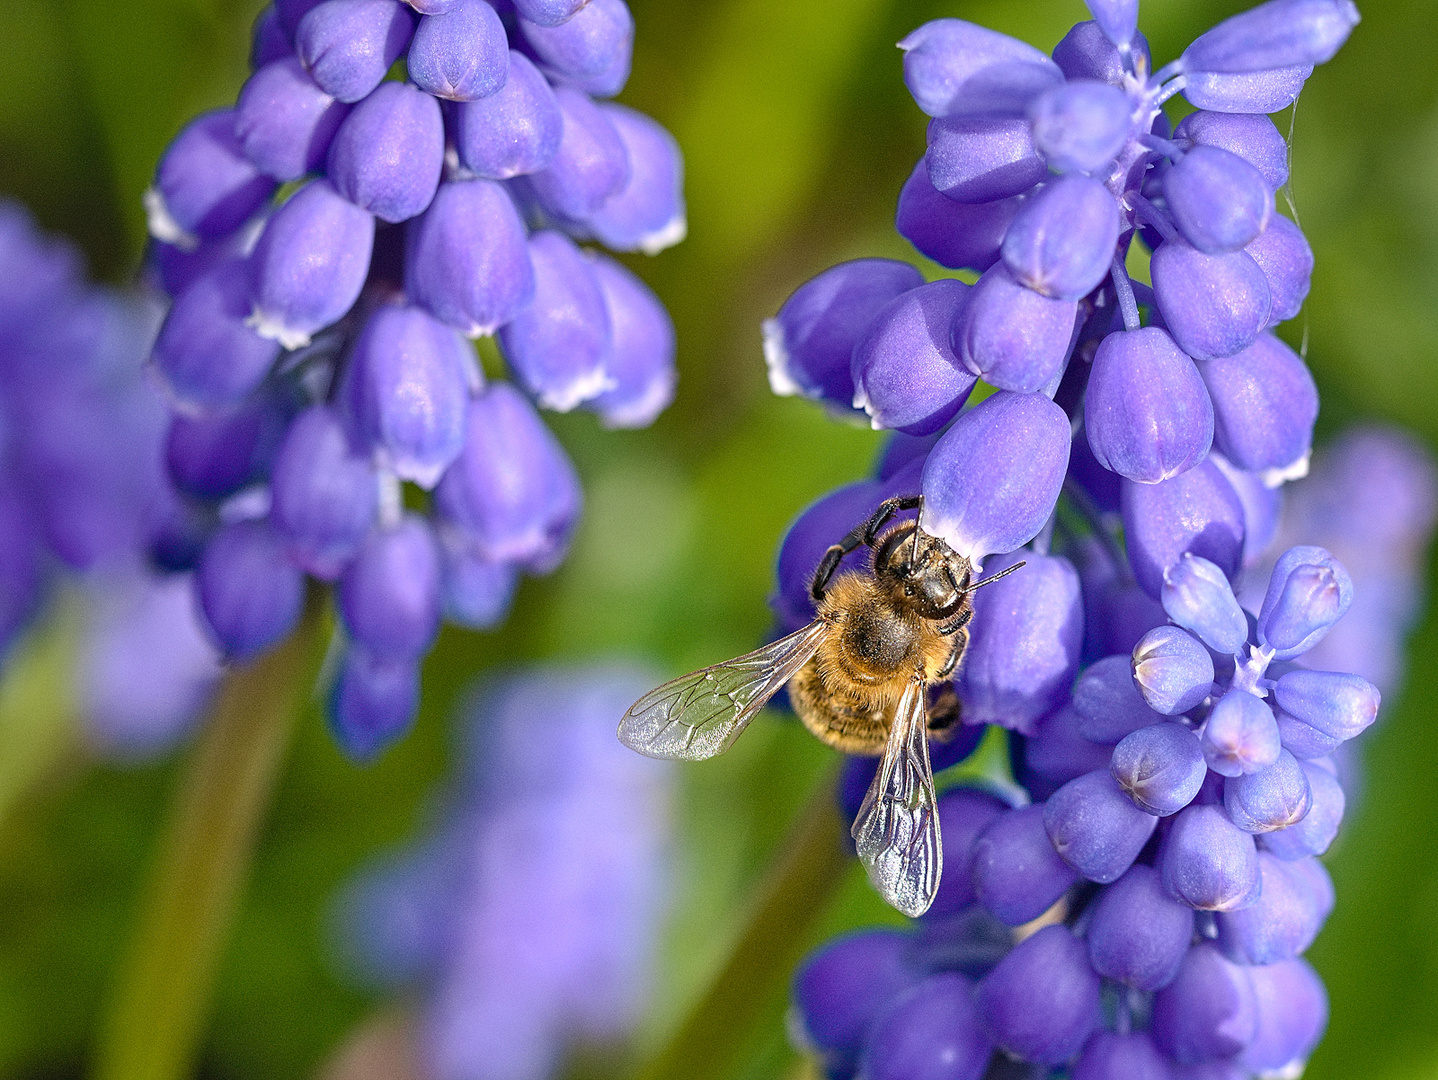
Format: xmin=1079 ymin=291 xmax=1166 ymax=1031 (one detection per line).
xmin=964 ymin=560 xmax=1026 ymax=593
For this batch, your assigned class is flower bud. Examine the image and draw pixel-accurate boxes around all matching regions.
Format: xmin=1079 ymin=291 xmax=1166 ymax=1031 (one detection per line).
xmin=1256 ymin=545 xmax=1353 ymax=657
xmin=1216 ymin=852 xmax=1327 ymax=964
xmin=763 ymin=258 xmax=923 ymax=411
xmin=921 ymin=391 xmax=1070 ymax=565
xmin=952 ymin=262 xmax=1078 ymax=393
xmin=246 ymin=179 xmax=375 ymax=349
xmin=166 ymin=395 xmax=286 ymax=502
xmin=1198 ymin=332 xmax=1317 ymax=478
xmin=1086 ymin=864 xmax=1194 ymax=991
xmin=151 ymin=260 xmax=282 ymax=410
xmin=1151 ymin=943 xmax=1257 ymax=1063
xmin=327 ymin=81 xmax=444 ymax=223
xmin=1028 ymin=80 xmax=1131 ymax=175
xmin=296 ymin=0 xmax=417 ymax=104
xmin=1020 ymin=705 xmax=1113 ymax=798
xmin=1202 ymin=688 xmax=1281 ymax=776
xmin=235 ymin=57 xmax=353 ymax=182
xmin=1150 ymin=239 xmax=1271 ymax=361
xmin=972 ymin=804 xmax=1079 ymax=926
xmin=519 ymin=0 xmax=633 ymax=98
xmin=1162 ymin=552 xmax=1249 ymax=655
xmin=451 ymin=52 xmax=563 ymax=178
xmin=404 ymin=178 xmax=535 ymax=337
xmin=511 ymin=0 xmax=585 ymax=26
xmin=976 ymin=925 xmax=1100 ymax=1065
xmin=148 ymin=110 xmax=277 ymax=248
xmin=1160 ymin=803 xmax=1261 ymax=911
xmin=1262 ymin=757 xmax=1344 ymax=858
xmin=1121 ymin=460 xmax=1246 ymax=598
xmin=925 ymin=116 xmax=1047 ymax=203
xmin=895 ymin=160 xmax=1016 ymax=273
xmin=861 ymin=974 xmax=992 ymax=1080
xmin=900 ymin=19 xmax=1063 ymax=119
xmin=851 ymin=279 xmax=975 ymax=435
xmin=150 ymin=224 xmax=263 ymax=299
xmin=1182 ymin=64 xmax=1312 ymax=114
xmin=1225 ymin=748 xmax=1312 ymax=831
xmin=586 ymin=255 xmax=676 ymax=429
xmin=1209 ymin=453 xmax=1283 ymax=567
xmin=1001 ymin=175 xmax=1119 ymax=299
xmin=585 ymin=105 xmax=686 ymax=254
xmin=338 ymin=514 xmax=441 ymax=658
xmin=1181 ymin=0 xmax=1359 ymax=74
xmin=406 ymin=0 xmax=509 ymax=101
xmin=1052 ymin=20 xmax=1151 ymax=83
xmin=270 ymin=405 xmax=378 ymax=578
xmin=958 ymin=551 xmax=1082 ymax=734
xmin=1112 ymin=721 xmax=1208 ymax=816
xmin=1273 ymin=669 xmax=1379 ymax=740
xmin=1242 ymin=959 xmax=1328 ymax=1075
xmin=1045 ymin=768 xmax=1158 ymax=883
xmin=1246 ymin=213 xmax=1314 ymax=325
xmin=437 ymin=527 xmax=517 ymax=630
xmin=1084 ymin=0 xmax=1138 ymax=46
xmin=197 ymin=518 xmax=306 ymax=660
xmin=251 ymin=7 xmax=292 ymax=70
xmin=276 ymin=0 xmax=325 ymax=34
xmin=327 ymin=644 xmax=420 ymax=761
xmin=1275 ymin=708 xmax=1343 ymax=759
xmin=527 ymin=87 xmax=631 ymax=221
xmin=1085 ymin=326 xmax=1214 ymax=484
xmin=497 ymin=230 xmax=613 ymax=411
xmin=1071 ymin=654 xmax=1163 ymax=744
xmin=1175 ymin=111 xmax=1289 ymax=191
xmin=1132 ymin=625 xmax=1216 ymax=715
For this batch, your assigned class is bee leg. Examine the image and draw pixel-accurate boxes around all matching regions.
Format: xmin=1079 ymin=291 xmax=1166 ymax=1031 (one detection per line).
xmin=926 ymin=683 xmax=961 ymax=740
xmin=810 ymin=494 xmax=924 ymax=601
xmin=939 ymin=607 xmax=972 ymax=636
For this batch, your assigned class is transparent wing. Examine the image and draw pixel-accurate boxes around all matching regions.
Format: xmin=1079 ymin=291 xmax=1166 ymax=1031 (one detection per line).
xmin=852 ymin=678 xmax=943 ymax=917
xmin=617 ymin=620 xmax=828 ymax=761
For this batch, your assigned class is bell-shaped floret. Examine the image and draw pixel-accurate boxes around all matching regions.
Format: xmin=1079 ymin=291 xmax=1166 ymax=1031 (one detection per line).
xmin=235 ymin=57 xmax=353 ymax=182
xmin=327 ymin=644 xmax=420 ymax=761
xmin=1225 ymin=748 xmax=1312 ymax=830
xmin=1001 ymin=175 xmax=1119 ymax=299
xmin=246 ymin=178 xmax=374 ymax=349
xmin=497 ymin=230 xmax=614 ymax=411
xmin=406 ymin=0 xmax=508 ymax=101
xmin=585 ymin=105 xmax=686 ymax=254
xmin=1121 ymin=459 xmax=1246 ymax=598
xmin=851 ymin=279 xmax=975 ymax=435
xmin=340 ymin=304 xmax=472 ymax=488
xmin=528 ymin=87 xmax=632 ymax=221
xmin=861 ymin=973 xmax=992 ymax=1080
xmin=1164 ymin=145 xmax=1273 ymax=254
xmin=1112 ymin=721 xmax=1208 ymax=816
xmin=451 ymin=52 xmax=563 ymax=178
xmin=770 ymin=480 xmax=886 ymax=632
xmin=1085 ymin=326 xmax=1214 ymax=484
xmin=1202 ymin=688 xmax=1281 ymax=776
xmin=295 ymin=0 xmax=417 ymax=104
xmin=1028 ymin=81 xmax=1131 ymax=175
xmin=925 ymin=116 xmax=1047 ymax=203
xmin=519 ymin=0 xmax=633 ymax=98
xmin=922 ymin=391 xmax=1070 ymax=565
xmin=1086 ymin=864 xmax=1194 ymax=990
xmin=1198 ymin=332 xmax=1317 ymax=479
xmin=276 ymin=0 xmax=325 ymax=34
xmin=586 ymin=255 xmax=676 ymax=429
xmin=924 ymin=789 xmax=1008 ymax=918
xmin=1052 ymin=20 xmax=1151 ymax=83
xmin=166 ymin=396 xmax=286 ymax=502
xmin=1262 ymin=757 xmax=1344 ymax=858
xmin=435 ymin=383 xmax=582 ymax=572
xmin=1162 ymin=552 xmax=1249 ymax=655
xmin=1150 ymin=239 xmax=1271 ymax=360
xmin=1151 ymin=943 xmax=1257 ymax=1063
xmin=1273 ymin=669 xmax=1379 ymax=740
xmin=957 ymin=551 xmax=1082 ymax=734
xmin=764 ymin=258 xmax=923 ymax=410
xmin=1246 ymin=213 xmax=1313 ymax=324
xmin=327 ymin=81 xmax=444 ymax=223
xmin=1257 ymin=545 xmax=1353 ymax=658
xmin=1161 ymin=803 xmax=1261 ymax=911
xmin=511 ymin=0 xmax=585 ymax=26
xmin=1044 ymin=768 xmax=1158 ymax=882
xmin=1021 ymin=706 xmax=1113 ymax=797
xmin=1216 ymin=852 xmax=1328 ymax=963
xmin=148 ymin=110 xmax=277 ymax=248
xmin=270 ymin=405 xmax=378 ymax=579
xmin=1083 ymin=0 xmax=1138 ymax=47
xmin=404 ymin=178 xmax=535 ymax=337
xmin=1275 ymin=708 xmax=1343 ymax=759
xmin=1183 ymin=65 xmax=1313 ymax=114
xmin=972 ymin=804 xmax=1079 ymax=925
xmin=196 ymin=518 xmax=305 ymax=661
xmin=437 ymin=527 xmax=516 ymax=630
xmin=1241 ymin=959 xmax=1328 ymax=1075
xmin=1181 ymin=0 xmax=1360 ymax=75
xmin=1075 ymin=1032 xmax=1175 ymax=1080
xmin=901 ymin=19 xmax=1063 ymax=119
xmin=251 ymin=7 xmax=291 ymax=70
xmin=1071 ymin=654 xmax=1164 ymax=743
xmin=895 ymin=160 xmax=1016 ymax=272
xmin=975 ymin=925 xmax=1100 ymax=1065
xmin=1208 ymin=452 xmax=1283 ymax=567
xmin=952 ymin=263 xmax=1078 ymax=392
xmin=338 ymin=514 xmax=441 ymax=658
xmin=1175 ymin=111 xmax=1289 ymax=191
xmin=1132 ymin=625 xmax=1216 ymax=716
xmin=151 ymin=260 xmax=281 ymax=410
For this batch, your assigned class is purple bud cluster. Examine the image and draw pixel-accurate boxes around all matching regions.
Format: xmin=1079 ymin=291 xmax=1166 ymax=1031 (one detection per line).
xmin=0 ymin=202 xmax=222 ymax=759
xmin=144 ymin=0 xmax=684 ymax=758
xmin=333 ymin=664 xmax=673 ymax=1080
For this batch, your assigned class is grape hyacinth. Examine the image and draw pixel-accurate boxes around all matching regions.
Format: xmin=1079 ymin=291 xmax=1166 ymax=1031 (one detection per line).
xmin=332 ymin=664 xmax=673 ymax=1080
xmin=143 ymin=0 xmax=684 ymax=758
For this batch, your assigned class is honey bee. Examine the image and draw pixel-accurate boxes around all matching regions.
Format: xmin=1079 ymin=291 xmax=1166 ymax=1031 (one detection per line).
xmin=618 ymin=494 xmax=1023 ymax=917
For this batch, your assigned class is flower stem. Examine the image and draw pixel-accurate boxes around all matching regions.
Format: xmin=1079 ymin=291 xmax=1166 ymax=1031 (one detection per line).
xmin=634 ymin=768 xmax=851 ymax=1080
xmin=93 ymin=598 xmax=326 ymax=1080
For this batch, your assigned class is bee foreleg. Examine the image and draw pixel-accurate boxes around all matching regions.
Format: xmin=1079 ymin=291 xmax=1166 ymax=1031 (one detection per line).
xmin=938 ymin=607 xmax=972 ymax=636
xmin=810 ymin=494 xmax=924 ymax=601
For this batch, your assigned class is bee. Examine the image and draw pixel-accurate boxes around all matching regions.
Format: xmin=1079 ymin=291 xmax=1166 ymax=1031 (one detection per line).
xmin=617 ymin=494 xmax=1023 ymax=917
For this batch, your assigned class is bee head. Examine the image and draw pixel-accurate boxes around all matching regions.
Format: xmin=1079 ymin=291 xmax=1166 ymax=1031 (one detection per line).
xmin=873 ymin=522 xmax=971 ymax=620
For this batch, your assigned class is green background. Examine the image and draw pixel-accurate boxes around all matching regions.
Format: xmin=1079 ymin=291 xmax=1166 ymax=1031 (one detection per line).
xmin=0 ymin=0 xmax=1435 ymax=1077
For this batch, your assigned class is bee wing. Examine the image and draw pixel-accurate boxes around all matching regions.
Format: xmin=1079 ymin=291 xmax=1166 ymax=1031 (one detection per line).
xmin=851 ymin=678 xmax=943 ymax=917
xmin=617 ymin=620 xmax=828 ymax=761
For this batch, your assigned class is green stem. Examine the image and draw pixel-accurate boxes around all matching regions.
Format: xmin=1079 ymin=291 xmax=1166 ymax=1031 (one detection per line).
xmin=93 ymin=600 xmax=325 ymax=1080
xmin=635 ymin=769 xmax=851 ymax=1080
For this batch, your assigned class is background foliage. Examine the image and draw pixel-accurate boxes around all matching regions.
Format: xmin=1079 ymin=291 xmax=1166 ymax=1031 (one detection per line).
xmin=0 ymin=0 xmax=1435 ymax=1077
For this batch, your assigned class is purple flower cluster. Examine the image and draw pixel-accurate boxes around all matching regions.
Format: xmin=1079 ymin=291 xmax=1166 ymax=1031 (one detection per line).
xmin=0 ymin=202 xmax=221 ymax=759
xmin=143 ymin=0 xmax=683 ymax=758
xmin=333 ymin=664 xmax=673 ymax=1080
